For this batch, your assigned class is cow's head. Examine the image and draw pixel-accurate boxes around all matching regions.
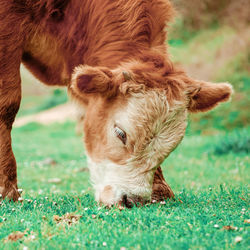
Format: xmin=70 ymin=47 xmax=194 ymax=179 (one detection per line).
xmin=69 ymin=54 xmax=232 ymax=207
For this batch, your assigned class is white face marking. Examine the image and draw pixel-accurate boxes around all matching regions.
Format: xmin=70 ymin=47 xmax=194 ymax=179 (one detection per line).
xmin=87 ymin=156 xmax=153 ymax=205
xmin=86 ymin=89 xmax=187 ymax=205
xmin=113 ymin=90 xmax=187 ymax=166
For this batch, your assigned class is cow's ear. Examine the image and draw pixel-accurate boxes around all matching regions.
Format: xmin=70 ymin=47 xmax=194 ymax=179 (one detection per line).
xmin=71 ymin=65 xmax=116 ymax=97
xmin=186 ymin=79 xmax=233 ymax=112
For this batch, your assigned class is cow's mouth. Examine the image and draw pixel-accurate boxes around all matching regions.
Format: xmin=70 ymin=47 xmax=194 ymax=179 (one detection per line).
xmin=121 ymin=194 xmax=147 ymax=208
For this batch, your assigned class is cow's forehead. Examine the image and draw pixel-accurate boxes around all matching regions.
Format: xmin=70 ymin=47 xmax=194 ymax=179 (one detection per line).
xmin=115 ymin=90 xmax=167 ymax=126
xmin=115 ymin=89 xmax=185 ymax=134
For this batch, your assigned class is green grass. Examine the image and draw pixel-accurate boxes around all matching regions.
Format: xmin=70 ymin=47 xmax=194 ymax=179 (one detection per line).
xmin=0 ymin=122 xmax=249 ymax=249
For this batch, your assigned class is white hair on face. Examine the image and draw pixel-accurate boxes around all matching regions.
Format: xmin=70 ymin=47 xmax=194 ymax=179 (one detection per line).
xmin=117 ymin=89 xmax=187 ymax=170
xmin=87 ymin=155 xmax=153 ymax=203
xmin=88 ymin=89 xmax=187 ymax=205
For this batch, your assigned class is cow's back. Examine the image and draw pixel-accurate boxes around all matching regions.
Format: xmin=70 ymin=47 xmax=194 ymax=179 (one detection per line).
xmin=1 ymin=0 xmax=174 ymax=86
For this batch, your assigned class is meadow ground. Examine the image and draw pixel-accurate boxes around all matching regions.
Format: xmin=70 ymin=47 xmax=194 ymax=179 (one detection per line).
xmin=0 ymin=123 xmax=249 ymax=249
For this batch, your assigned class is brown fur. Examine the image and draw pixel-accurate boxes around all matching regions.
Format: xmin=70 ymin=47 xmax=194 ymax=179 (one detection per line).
xmin=152 ymin=166 xmax=174 ymax=201
xmin=0 ymin=0 xmax=232 ymax=202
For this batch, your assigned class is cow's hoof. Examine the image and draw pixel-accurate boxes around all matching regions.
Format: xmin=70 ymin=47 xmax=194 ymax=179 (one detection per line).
xmin=151 ymin=166 xmax=174 ymax=202
xmin=0 ymin=185 xmax=20 ymax=201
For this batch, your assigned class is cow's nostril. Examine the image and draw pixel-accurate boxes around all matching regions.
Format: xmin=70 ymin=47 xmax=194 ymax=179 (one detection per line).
xmin=122 ymin=194 xmax=134 ymax=208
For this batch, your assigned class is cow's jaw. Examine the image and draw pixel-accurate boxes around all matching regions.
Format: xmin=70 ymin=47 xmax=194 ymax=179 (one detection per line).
xmin=87 ymin=155 xmax=154 ymax=206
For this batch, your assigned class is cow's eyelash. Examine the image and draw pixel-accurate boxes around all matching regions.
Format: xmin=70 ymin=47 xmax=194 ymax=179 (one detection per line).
xmin=114 ymin=126 xmax=127 ymax=145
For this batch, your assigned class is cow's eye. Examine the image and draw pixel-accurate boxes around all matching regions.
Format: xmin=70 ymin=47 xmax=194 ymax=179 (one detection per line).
xmin=114 ymin=126 xmax=127 ymax=145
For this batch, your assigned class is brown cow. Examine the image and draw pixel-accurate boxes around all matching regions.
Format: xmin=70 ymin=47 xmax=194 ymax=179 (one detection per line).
xmin=0 ymin=0 xmax=232 ymax=206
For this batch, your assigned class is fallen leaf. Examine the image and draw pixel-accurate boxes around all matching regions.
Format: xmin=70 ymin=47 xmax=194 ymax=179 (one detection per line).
xmin=239 ymin=197 xmax=246 ymax=201
xmin=92 ymin=214 xmax=96 ymax=219
xmin=53 ymin=215 xmax=60 ymax=221
xmin=223 ymin=225 xmax=238 ymax=231
xmin=53 ymin=213 xmax=82 ymax=226
xmin=244 ymin=219 xmax=250 ymax=224
xmin=5 ymin=231 xmax=25 ymax=242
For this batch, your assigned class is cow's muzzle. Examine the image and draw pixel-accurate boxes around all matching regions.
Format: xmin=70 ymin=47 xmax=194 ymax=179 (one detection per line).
xmin=121 ymin=194 xmax=146 ymax=208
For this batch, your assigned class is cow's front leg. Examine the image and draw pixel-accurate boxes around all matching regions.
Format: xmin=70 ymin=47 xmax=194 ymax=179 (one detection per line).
xmin=0 ymin=77 xmax=22 ymax=200
xmin=0 ymin=35 xmax=23 ymax=200
xmin=0 ymin=86 xmax=21 ymax=200
xmin=151 ymin=166 xmax=174 ymax=202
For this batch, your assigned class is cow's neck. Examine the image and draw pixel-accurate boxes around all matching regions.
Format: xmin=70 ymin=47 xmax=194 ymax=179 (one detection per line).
xmin=56 ymin=0 xmax=170 ymax=73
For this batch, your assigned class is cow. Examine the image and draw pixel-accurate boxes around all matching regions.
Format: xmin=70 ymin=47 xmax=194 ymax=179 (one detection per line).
xmin=0 ymin=0 xmax=232 ymax=206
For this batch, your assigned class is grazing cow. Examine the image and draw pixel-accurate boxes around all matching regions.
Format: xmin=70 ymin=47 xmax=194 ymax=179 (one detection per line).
xmin=0 ymin=0 xmax=232 ymax=206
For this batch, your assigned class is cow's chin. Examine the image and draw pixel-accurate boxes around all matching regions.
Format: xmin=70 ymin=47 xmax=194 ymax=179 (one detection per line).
xmin=87 ymin=156 xmax=154 ymax=207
